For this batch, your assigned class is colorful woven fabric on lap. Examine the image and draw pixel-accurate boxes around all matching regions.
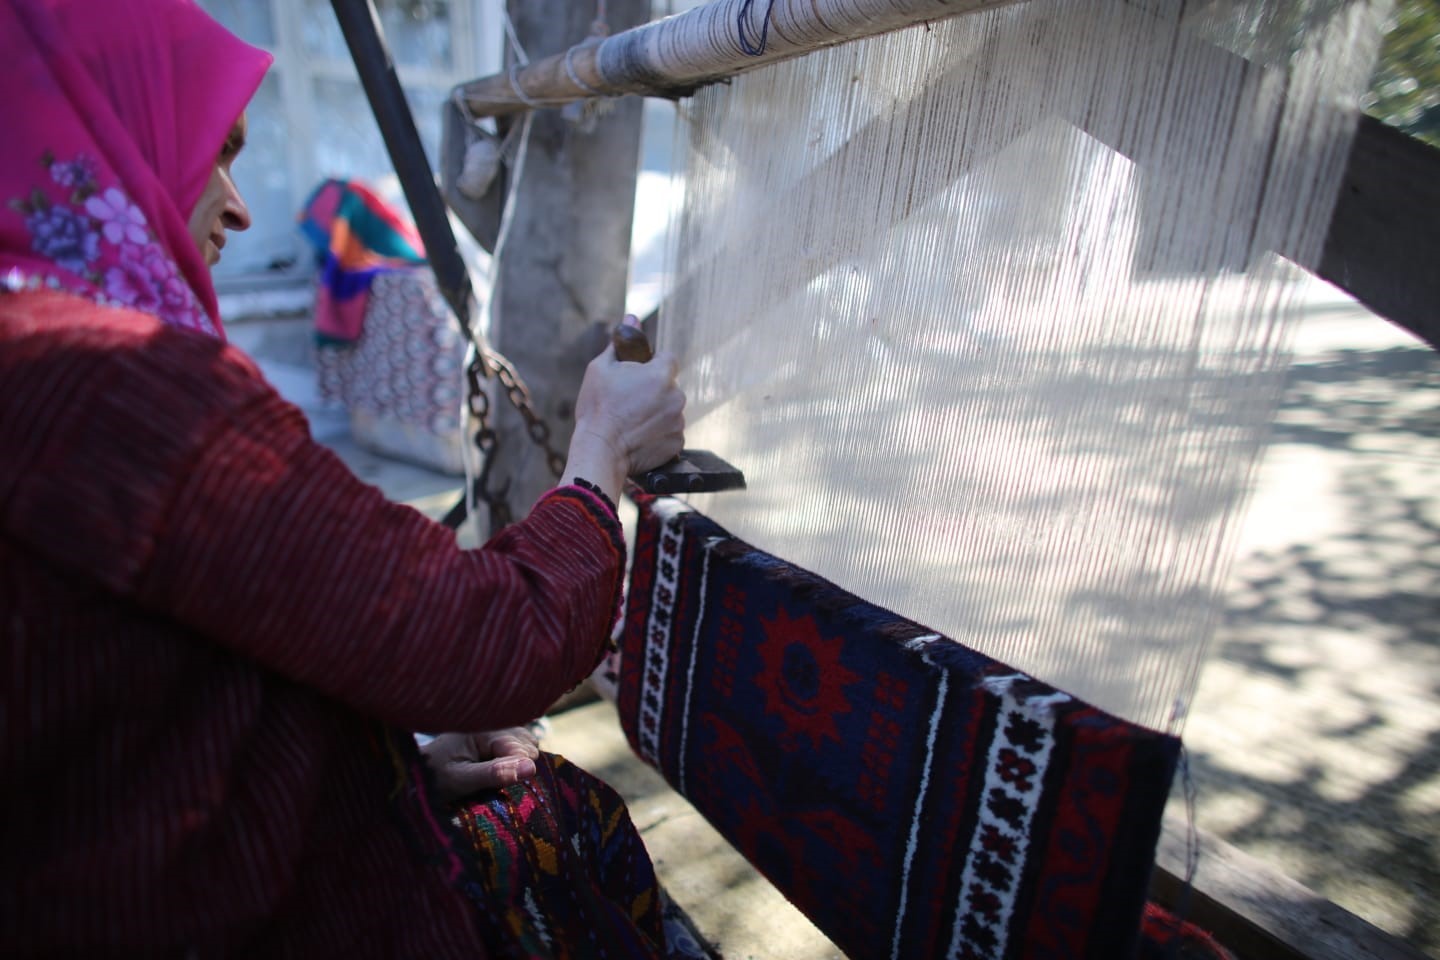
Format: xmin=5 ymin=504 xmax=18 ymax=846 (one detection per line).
xmin=619 ymin=496 xmax=1182 ymax=960
xmin=453 ymin=751 xmax=670 ymax=960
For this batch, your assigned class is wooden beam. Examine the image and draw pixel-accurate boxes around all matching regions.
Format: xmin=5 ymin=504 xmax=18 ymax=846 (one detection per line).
xmin=1149 ymin=811 xmax=1431 ymax=960
xmin=457 ymin=0 xmax=1017 ymax=119
xmin=1319 ymin=116 xmax=1440 ymax=351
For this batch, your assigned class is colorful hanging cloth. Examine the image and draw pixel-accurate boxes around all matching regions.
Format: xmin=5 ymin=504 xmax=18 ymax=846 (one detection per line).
xmin=619 ymin=494 xmax=1183 ymax=960
xmin=298 ymin=177 xmax=426 ymax=344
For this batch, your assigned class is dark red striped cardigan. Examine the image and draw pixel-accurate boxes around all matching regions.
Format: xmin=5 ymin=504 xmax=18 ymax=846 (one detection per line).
xmin=0 ymin=290 xmax=626 ymax=957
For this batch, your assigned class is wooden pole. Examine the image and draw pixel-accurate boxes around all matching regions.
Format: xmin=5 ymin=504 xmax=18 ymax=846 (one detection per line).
xmin=1320 ymin=114 xmax=1440 ymax=350
xmin=459 ymin=0 xmax=1017 ymax=119
xmin=487 ymin=0 xmax=651 ymax=522
xmin=332 ymin=0 xmax=476 ymax=334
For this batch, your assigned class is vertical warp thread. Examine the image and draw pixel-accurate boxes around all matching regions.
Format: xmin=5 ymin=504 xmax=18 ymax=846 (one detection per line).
xmin=665 ymin=0 xmax=1382 ymax=732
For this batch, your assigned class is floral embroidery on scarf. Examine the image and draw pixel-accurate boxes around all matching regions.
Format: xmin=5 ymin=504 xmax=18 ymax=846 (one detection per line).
xmin=7 ymin=151 xmax=213 ymax=334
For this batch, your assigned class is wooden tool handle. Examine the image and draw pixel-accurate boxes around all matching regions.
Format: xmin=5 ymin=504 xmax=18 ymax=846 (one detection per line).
xmin=612 ymin=321 xmax=654 ymax=363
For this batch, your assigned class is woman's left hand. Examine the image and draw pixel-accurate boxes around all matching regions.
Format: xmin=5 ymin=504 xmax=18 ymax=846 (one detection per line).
xmin=420 ymin=728 xmax=541 ymax=802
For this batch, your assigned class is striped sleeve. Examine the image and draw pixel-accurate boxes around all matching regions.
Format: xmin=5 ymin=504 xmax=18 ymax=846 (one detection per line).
xmin=0 ymin=301 xmax=625 ymax=732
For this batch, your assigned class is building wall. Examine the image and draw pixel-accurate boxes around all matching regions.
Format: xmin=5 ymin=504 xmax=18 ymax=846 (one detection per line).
xmin=199 ymin=0 xmax=502 ymax=291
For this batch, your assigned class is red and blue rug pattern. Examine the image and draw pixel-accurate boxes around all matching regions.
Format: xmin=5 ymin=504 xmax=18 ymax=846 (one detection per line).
xmin=619 ymin=496 xmax=1183 ymax=960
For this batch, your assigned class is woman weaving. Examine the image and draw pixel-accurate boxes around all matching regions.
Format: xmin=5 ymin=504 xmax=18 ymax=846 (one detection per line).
xmin=0 ymin=0 xmax=687 ymax=955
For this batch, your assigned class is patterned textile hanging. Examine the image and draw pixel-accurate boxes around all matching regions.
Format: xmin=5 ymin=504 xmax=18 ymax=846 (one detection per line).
xmin=621 ymin=495 xmax=1183 ymax=959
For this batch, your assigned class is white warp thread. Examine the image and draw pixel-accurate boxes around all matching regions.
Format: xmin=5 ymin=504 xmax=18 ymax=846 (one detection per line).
xmin=660 ymin=0 xmax=1385 ymax=730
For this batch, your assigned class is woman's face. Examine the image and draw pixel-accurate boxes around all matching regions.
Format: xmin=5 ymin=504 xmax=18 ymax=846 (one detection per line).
xmin=187 ymin=112 xmax=252 ymax=267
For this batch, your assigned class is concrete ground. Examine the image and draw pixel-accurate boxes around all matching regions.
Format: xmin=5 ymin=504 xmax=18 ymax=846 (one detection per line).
xmin=1180 ymin=301 xmax=1440 ymax=955
xmin=230 ymin=284 xmax=1439 ymax=957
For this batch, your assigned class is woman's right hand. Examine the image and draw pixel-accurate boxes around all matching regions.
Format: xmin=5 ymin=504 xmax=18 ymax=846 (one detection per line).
xmin=564 ymin=343 xmax=686 ymax=501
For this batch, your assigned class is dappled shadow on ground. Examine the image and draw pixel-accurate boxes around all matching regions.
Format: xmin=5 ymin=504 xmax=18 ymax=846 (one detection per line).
xmin=687 ymin=310 xmax=1303 ymax=729
xmin=1181 ymin=343 xmax=1440 ymax=953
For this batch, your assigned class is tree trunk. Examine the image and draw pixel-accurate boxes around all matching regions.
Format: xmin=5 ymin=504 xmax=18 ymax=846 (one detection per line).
xmin=487 ymin=0 xmax=651 ymax=528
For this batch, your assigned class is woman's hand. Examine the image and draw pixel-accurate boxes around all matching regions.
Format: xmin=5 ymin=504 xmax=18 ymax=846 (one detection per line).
xmin=419 ymin=728 xmax=541 ymax=802
xmin=564 ymin=341 xmax=685 ymax=501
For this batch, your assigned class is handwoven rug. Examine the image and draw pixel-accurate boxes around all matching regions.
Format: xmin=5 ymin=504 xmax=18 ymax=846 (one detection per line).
xmin=619 ymin=495 xmax=1182 ymax=960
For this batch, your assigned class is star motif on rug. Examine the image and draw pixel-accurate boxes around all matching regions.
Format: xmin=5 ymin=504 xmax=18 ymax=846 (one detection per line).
xmin=754 ymin=608 xmax=862 ymax=750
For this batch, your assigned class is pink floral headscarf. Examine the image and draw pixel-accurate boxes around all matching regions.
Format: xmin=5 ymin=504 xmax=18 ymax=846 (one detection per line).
xmin=0 ymin=0 xmax=272 ymax=339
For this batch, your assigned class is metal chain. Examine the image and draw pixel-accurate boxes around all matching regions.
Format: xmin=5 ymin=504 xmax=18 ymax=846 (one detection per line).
xmin=463 ymin=342 xmax=568 ymax=532
xmin=463 ymin=350 xmax=508 ymax=529
xmin=490 ymin=348 xmax=569 ymax=478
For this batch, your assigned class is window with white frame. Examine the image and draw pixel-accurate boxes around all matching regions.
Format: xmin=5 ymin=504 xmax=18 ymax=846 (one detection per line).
xmin=198 ymin=0 xmax=499 ymax=286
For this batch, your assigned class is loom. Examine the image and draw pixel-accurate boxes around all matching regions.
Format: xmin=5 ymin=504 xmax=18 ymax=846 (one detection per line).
xmin=455 ymin=0 xmax=1388 ymax=733
xmin=333 ymin=0 xmax=1427 ymax=953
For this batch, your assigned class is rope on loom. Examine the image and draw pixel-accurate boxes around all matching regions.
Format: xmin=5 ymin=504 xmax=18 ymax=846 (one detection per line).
xmin=499 ymin=10 xmax=547 ymax=108
xmin=1162 ymin=694 xmax=1204 ymax=950
xmin=500 ymin=1 xmax=614 ymax=109
xmin=737 ymin=0 xmax=780 ymax=55
xmin=507 ymin=63 xmax=546 ymax=109
xmin=501 ymin=10 xmax=530 ymax=66
xmin=565 ymin=41 xmax=607 ymax=96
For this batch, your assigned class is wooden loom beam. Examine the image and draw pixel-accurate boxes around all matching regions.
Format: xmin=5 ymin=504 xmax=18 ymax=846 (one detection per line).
xmin=457 ymin=0 xmax=1019 ymax=118
xmin=459 ymin=1 xmax=1440 ymax=351
xmin=1321 ymin=114 xmax=1440 ymax=351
